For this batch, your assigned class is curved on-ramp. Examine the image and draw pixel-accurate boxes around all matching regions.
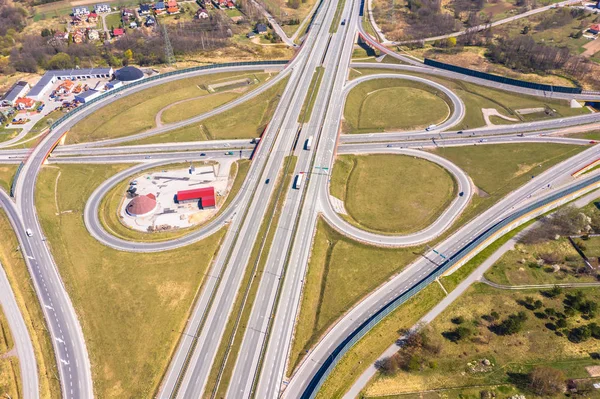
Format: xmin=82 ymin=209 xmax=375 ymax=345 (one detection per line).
xmin=321 ymin=148 xmax=472 ymax=246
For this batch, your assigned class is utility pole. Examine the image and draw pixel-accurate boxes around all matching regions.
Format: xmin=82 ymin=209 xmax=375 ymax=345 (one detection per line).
xmin=162 ymin=23 xmax=176 ymax=66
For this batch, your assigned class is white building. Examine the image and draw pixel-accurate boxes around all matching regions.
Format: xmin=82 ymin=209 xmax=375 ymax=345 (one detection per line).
xmin=72 ymin=6 xmax=90 ymax=16
xmin=94 ymin=3 xmax=111 ymax=13
xmin=28 ymin=67 xmax=113 ymax=100
xmin=1 ymin=81 xmax=30 ymax=106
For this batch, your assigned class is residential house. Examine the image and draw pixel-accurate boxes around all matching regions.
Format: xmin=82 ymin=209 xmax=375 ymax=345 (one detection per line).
xmin=122 ymin=8 xmax=135 ymax=18
xmin=217 ymin=0 xmax=228 ymax=8
xmin=590 ymin=24 xmax=600 ymax=34
xmin=196 ymin=8 xmax=209 ymax=18
xmin=154 ymin=2 xmax=166 ymax=14
xmin=94 ymin=3 xmax=111 ymax=13
xmin=166 ymin=0 xmax=179 ymax=14
xmin=246 ymin=31 xmax=255 ymax=38
xmin=71 ymin=15 xmax=84 ymax=25
xmin=73 ymin=29 xmax=85 ymax=43
xmin=256 ymin=23 xmax=267 ymax=34
xmin=48 ymin=31 xmax=68 ymax=46
xmin=129 ymin=21 xmax=138 ymax=28
xmin=15 ymin=97 xmax=35 ymax=110
xmin=57 ymin=80 xmax=75 ymax=94
xmin=145 ymin=15 xmax=156 ymax=25
xmin=87 ymin=29 xmax=100 ymax=40
xmin=72 ymin=6 xmax=89 ymax=16
xmin=227 ymin=1 xmax=235 ymax=9
xmin=139 ymin=3 xmax=151 ymax=14
xmin=112 ymin=27 xmax=125 ymax=37
xmin=87 ymin=12 xmax=98 ymax=23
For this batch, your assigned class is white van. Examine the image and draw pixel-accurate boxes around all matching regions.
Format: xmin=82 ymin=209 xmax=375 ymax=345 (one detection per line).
xmin=426 ymin=124 xmax=437 ymax=131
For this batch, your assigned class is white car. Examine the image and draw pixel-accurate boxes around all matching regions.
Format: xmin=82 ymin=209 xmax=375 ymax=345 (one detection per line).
xmin=26 ymin=228 xmax=33 ymax=237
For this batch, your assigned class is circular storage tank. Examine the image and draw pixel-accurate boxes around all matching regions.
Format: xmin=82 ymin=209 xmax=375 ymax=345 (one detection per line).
xmin=115 ymin=66 xmax=144 ymax=82
xmin=126 ymin=194 xmax=157 ymax=217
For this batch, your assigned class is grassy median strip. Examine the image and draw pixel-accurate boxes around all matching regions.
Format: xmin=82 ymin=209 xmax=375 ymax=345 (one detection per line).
xmin=35 ymin=164 xmax=227 ymax=398
xmin=0 ymin=300 xmax=22 ymax=398
xmin=298 ymin=67 xmax=325 ymax=124
xmin=120 ymin=77 xmax=290 ymax=146
xmin=66 ymin=72 xmax=273 ymax=145
xmin=203 ymin=156 xmax=297 ymax=398
xmin=329 ymin=0 xmax=346 ymax=33
xmin=98 ymin=159 xmax=250 ymax=242
xmin=0 ymin=210 xmax=61 ymax=398
xmin=0 ymin=165 xmax=18 ymax=194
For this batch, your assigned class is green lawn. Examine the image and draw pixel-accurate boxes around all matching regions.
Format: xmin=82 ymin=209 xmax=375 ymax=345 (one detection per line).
xmin=0 ymin=305 xmax=20 ymax=399
xmin=99 ymin=160 xmax=249 ymax=242
xmin=298 ymin=66 xmax=324 ymax=123
xmin=0 ymin=165 xmax=19 ymax=194
xmin=0 ymin=127 xmax=21 ymax=144
xmin=364 ymin=284 xmax=600 ymax=398
xmin=330 ymin=154 xmax=456 ymax=234
xmin=121 ymin=76 xmax=289 ymax=145
xmin=104 ymin=13 xmax=122 ymax=30
xmin=343 ymin=78 xmax=451 ymax=133
xmin=484 ymin=237 xmax=598 ymax=286
xmin=66 ymin=72 xmax=272 ymax=144
xmin=0 ymin=210 xmax=61 ymax=398
xmin=35 ymin=164 xmax=227 ymax=398
xmin=432 ymin=143 xmax=587 ymax=226
xmin=288 ymin=219 xmax=423 ymax=375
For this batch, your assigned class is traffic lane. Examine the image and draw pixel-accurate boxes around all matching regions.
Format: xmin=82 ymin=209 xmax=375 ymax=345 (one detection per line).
xmin=48 ymin=150 xmax=253 ymax=164
xmin=1 ymin=187 xmax=88 ymax=399
xmin=54 ymin=139 xmax=255 ymax=155
xmin=339 ymin=113 xmax=600 ymax=143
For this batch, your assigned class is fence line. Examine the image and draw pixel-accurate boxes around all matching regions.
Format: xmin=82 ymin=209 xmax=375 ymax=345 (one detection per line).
xmin=424 ymin=59 xmax=582 ymax=95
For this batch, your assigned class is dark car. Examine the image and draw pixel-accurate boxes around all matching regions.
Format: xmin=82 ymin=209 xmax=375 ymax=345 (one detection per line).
xmin=200 ymin=153 xmax=206 ymax=156
xmin=265 ymin=178 xmax=270 ymax=184
xmin=459 ymin=191 xmax=464 ymax=196
xmin=456 ymin=130 xmax=463 ymax=134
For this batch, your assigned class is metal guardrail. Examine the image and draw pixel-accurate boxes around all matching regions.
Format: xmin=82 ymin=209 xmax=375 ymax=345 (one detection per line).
xmin=300 ymin=172 xmax=600 ymax=399
xmin=424 ymin=59 xmax=582 ymax=95
xmin=10 ymin=162 xmax=24 ymax=198
xmin=50 ymin=61 xmax=289 ymax=131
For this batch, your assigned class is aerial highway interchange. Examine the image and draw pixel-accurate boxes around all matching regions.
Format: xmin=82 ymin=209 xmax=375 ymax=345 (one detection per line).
xmin=3 ymin=0 xmax=600 ymax=397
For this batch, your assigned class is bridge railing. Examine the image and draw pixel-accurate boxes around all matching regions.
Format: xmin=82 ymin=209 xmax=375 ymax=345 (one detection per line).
xmin=50 ymin=61 xmax=289 ymax=131
xmin=10 ymin=162 xmax=24 ymax=198
xmin=300 ymin=172 xmax=600 ymax=399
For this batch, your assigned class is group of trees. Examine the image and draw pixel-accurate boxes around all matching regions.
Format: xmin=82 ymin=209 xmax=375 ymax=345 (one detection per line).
xmin=492 ymin=311 xmax=528 ymax=335
xmin=486 ymin=35 xmax=571 ymax=73
xmin=376 ymin=330 xmax=442 ymax=375
xmin=520 ymin=206 xmax=600 ymax=245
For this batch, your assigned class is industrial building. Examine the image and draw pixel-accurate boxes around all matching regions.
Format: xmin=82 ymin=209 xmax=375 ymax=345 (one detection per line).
xmin=176 ymin=187 xmax=216 ymax=208
xmin=75 ymin=89 xmax=102 ymax=103
xmin=28 ymin=68 xmax=114 ymax=100
xmin=1 ymin=81 xmax=30 ymax=106
xmin=126 ymin=194 xmax=157 ymax=217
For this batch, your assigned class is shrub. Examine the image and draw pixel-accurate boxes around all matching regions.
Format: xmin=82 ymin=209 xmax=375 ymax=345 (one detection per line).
xmin=451 ymin=316 xmax=465 ymax=325
xmin=493 ymin=312 xmax=527 ymax=335
xmin=529 ymin=366 xmax=566 ymax=396
xmin=569 ymin=325 xmax=591 ymax=343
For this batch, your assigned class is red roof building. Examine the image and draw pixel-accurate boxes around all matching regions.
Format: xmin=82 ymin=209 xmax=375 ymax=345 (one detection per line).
xmin=590 ymin=24 xmax=600 ymax=34
xmin=15 ymin=97 xmax=35 ymax=110
xmin=113 ymin=28 xmax=124 ymax=37
xmin=176 ymin=187 xmax=215 ymax=208
xmin=126 ymin=194 xmax=157 ymax=216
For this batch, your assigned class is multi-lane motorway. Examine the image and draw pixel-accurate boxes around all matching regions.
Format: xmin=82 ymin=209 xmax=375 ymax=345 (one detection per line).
xmin=2 ymin=0 xmax=600 ymax=396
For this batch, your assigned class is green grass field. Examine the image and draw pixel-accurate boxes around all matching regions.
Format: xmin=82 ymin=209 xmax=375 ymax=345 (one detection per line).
xmin=35 ymin=164 xmax=227 ymax=398
xmin=298 ymin=66 xmax=324 ymax=123
xmin=99 ymin=160 xmax=249 ymax=242
xmin=343 ymin=78 xmax=451 ymax=133
xmin=432 ymin=143 xmax=586 ymax=226
xmin=349 ymin=68 xmax=590 ymax=130
xmin=0 ymin=165 xmax=18 ymax=194
xmin=66 ymin=72 xmax=273 ymax=144
xmin=288 ymin=219 xmax=423 ymax=375
xmin=0 ymin=305 xmax=20 ymax=399
xmin=121 ymin=76 xmax=289 ymax=145
xmin=0 ymin=210 xmax=61 ymax=398
xmin=363 ymin=284 xmax=600 ymax=398
xmin=330 ymin=154 xmax=456 ymax=234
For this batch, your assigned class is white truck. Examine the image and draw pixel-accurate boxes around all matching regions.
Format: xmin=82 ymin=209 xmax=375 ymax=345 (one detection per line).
xmin=294 ymin=173 xmax=304 ymax=189
xmin=305 ymin=136 xmax=313 ymax=150
xmin=426 ymin=124 xmax=437 ymax=131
